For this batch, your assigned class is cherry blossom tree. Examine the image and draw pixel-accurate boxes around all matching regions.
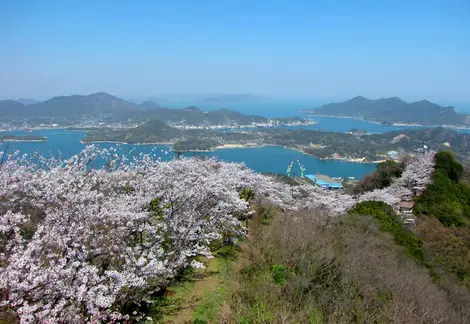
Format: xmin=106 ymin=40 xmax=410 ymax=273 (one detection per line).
xmin=358 ymin=151 xmax=435 ymax=206
xmin=0 ymin=146 xmax=437 ymax=322
xmin=0 ymin=146 xmax=297 ymax=322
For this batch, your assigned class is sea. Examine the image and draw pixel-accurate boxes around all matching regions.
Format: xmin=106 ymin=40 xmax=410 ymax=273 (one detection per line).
xmin=2 ymin=101 xmax=470 ymax=180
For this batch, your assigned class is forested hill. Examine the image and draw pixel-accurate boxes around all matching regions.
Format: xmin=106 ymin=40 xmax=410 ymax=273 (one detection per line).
xmin=302 ymin=96 xmax=470 ymax=126
xmin=0 ymin=92 xmax=309 ymax=127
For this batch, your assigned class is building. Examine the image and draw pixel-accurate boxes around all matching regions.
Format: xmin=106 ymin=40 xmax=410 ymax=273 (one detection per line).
xmin=305 ymin=174 xmax=344 ymax=190
xmin=396 ymin=201 xmax=415 ymax=215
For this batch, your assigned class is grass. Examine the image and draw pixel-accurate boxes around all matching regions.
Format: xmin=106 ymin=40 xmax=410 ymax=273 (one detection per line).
xmin=156 ymin=255 xmax=236 ymax=323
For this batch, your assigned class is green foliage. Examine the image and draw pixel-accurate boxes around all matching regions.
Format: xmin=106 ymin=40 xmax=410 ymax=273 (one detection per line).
xmin=256 ymin=205 xmax=277 ymax=225
xmin=239 ymin=188 xmax=255 ymax=202
xmin=349 ymin=201 xmax=424 ymax=262
xmin=308 ymin=308 xmax=324 ymax=324
xmin=216 ymin=244 xmax=241 ymax=260
xmin=415 ymin=152 xmax=470 ymax=227
xmin=123 ymin=184 xmax=135 ymax=193
xmin=435 ymin=151 xmax=464 ymax=183
xmin=193 ymin=284 xmax=227 ymax=323
xmin=270 ymin=264 xmax=287 ymax=286
xmin=353 ymin=160 xmax=404 ymax=194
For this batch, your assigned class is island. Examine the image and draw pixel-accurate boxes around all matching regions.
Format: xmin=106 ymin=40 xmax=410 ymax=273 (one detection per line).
xmin=82 ymin=118 xmax=470 ymax=163
xmin=0 ymin=92 xmax=316 ymax=130
xmin=301 ymin=96 xmax=470 ymax=127
xmin=0 ymin=135 xmax=47 ymax=142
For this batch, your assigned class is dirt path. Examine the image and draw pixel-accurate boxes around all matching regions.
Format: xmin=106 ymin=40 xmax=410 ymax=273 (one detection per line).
xmin=161 ymin=258 xmax=222 ymax=323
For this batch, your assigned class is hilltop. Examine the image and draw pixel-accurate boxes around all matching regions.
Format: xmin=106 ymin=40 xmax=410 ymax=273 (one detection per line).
xmin=302 ymin=96 xmax=469 ymax=126
xmin=81 ymin=119 xmax=182 ymax=144
xmin=0 ymin=92 xmax=137 ymax=121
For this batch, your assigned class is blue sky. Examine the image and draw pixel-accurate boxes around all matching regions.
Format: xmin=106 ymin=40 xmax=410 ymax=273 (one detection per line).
xmin=0 ymin=0 xmax=469 ymax=103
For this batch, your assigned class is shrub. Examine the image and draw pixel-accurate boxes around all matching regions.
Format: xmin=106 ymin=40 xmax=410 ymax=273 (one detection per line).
xmin=435 ymin=151 xmax=464 ymax=183
xmin=270 ymin=264 xmax=287 ymax=286
xmin=352 ymin=160 xmax=405 ymax=194
xmin=415 ymin=152 xmax=470 ymax=227
xmin=349 ymin=201 xmax=424 ymax=262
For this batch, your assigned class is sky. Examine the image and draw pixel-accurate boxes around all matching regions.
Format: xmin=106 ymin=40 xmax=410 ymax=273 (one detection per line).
xmin=0 ymin=0 xmax=469 ymax=104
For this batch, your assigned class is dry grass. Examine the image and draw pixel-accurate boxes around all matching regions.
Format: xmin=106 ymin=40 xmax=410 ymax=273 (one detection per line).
xmin=219 ymin=208 xmax=470 ymax=323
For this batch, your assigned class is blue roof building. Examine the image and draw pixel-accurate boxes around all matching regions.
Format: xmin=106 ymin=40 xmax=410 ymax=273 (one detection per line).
xmin=305 ymin=174 xmax=344 ymax=190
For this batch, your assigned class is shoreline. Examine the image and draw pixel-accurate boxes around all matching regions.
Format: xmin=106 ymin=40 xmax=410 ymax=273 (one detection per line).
xmin=174 ymin=121 xmax=318 ymax=130
xmin=171 ymin=143 xmax=271 ymax=153
xmin=80 ymin=140 xmax=174 ymax=145
xmin=0 ymin=139 xmax=47 ymax=143
xmin=302 ymin=114 xmax=470 ymax=129
xmin=287 ymin=146 xmax=379 ymax=164
xmin=174 ymin=143 xmax=380 ymax=164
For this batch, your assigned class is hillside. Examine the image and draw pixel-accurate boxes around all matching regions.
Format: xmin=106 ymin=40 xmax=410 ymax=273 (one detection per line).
xmin=82 ymin=119 xmax=182 ymax=143
xmin=141 ymin=106 xmax=267 ymax=126
xmin=0 ymin=92 xmax=310 ymax=127
xmin=0 ymin=93 xmax=137 ymax=121
xmin=263 ymin=127 xmax=470 ymax=162
xmin=3 ymin=146 xmax=470 ymax=323
xmin=302 ymin=96 xmax=469 ymax=126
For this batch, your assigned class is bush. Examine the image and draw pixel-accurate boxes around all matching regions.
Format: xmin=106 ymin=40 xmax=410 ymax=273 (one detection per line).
xmin=349 ymin=201 xmax=424 ymax=262
xmin=435 ymin=151 xmax=464 ymax=183
xmin=223 ymin=208 xmax=466 ymax=323
xmin=415 ymin=152 xmax=470 ymax=227
xmin=270 ymin=264 xmax=287 ymax=286
xmin=352 ymin=160 xmax=405 ymax=194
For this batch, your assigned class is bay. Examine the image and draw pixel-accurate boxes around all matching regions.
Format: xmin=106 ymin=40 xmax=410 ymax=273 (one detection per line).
xmin=1 ymin=128 xmax=376 ymax=179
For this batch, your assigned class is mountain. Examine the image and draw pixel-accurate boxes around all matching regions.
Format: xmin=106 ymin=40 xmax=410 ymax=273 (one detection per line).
xmin=0 ymin=100 xmax=25 ymax=116
xmin=0 ymin=92 xmax=306 ymax=126
xmin=142 ymin=106 xmax=268 ymax=126
xmin=16 ymin=98 xmax=40 ymax=105
xmin=0 ymin=93 xmax=138 ymax=120
xmin=302 ymin=96 xmax=468 ymax=126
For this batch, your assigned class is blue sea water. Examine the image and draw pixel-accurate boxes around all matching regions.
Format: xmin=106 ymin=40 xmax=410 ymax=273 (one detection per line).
xmin=2 ymin=114 xmax=469 ymax=180
xmin=1 ymin=128 xmax=376 ymax=179
xmin=164 ymin=99 xmax=470 ymax=134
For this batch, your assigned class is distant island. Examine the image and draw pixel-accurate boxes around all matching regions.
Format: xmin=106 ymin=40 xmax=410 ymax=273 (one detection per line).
xmin=82 ymin=118 xmax=470 ymax=163
xmin=301 ymin=96 xmax=470 ymax=127
xmin=0 ymin=92 xmax=313 ymax=130
xmin=0 ymin=135 xmax=47 ymax=142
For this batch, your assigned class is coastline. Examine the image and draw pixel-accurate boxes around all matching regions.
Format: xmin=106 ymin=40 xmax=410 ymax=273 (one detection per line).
xmin=302 ymin=114 xmax=470 ymax=129
xmin=174 ymin=121 xmax=318 ymax=130
xmin=287 ymin=146 xmax=379 ymax=164
xmin=80 ymin=140 xmax=174 ymax=145
xmin=0 ymin=139 xmax=47 ymax=143
xmin=301 ymin=114 xmax=385 ymax=126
